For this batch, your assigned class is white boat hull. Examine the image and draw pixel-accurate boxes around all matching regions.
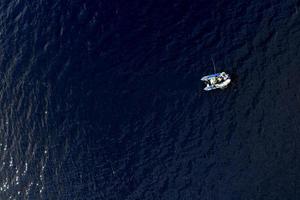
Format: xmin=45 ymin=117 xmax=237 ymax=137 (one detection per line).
xmin=204 ymin=79 xmax=231 ymax=91
xmin=201 ymin=72 xmax=231 ymax=91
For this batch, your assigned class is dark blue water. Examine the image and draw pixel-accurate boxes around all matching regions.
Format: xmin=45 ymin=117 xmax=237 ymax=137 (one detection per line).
xmin=0 ymin=0 xmax=299 ymax=199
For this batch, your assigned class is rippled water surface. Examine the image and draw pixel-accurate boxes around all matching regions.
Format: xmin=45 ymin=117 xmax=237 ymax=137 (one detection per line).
xmin=0 ymin=0 xmax=299 ymax=199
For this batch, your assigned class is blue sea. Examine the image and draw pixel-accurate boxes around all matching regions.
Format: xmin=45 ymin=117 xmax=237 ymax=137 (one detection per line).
xmin=0 ymin=0 xmax=299 ymax=199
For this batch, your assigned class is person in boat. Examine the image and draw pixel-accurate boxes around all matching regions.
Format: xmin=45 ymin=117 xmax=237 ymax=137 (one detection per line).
xmin=207 ymin=73 xmax=227 ymax=86
xmin=210 ymin=76 xmax=222 ymax=85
